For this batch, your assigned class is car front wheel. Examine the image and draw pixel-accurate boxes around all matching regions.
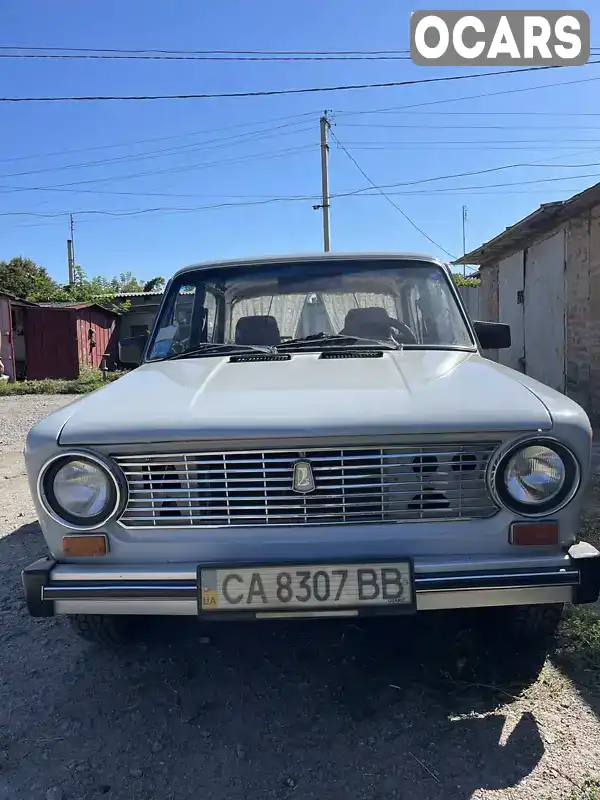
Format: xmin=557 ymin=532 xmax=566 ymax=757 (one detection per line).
xmin=67 ymin=614 xmax=138 ymax=647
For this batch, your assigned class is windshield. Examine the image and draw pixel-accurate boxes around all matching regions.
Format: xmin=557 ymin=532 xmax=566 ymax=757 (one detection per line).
xmin=146 ymin=258 xmax=474 ymax=361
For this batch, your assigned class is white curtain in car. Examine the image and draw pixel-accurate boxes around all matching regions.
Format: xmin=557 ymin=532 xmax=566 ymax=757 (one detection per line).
xmin=229 ymin=294 xmax=307 ymax=339
xmin=321 ymin=292 xmax=398 ymax=331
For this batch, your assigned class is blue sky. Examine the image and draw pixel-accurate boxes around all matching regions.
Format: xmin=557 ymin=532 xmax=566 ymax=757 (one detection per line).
xmin=0 ymin=0 xmax=599 ymax=283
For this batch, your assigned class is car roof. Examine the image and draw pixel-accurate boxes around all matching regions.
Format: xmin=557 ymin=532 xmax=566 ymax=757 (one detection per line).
xmin=171 ymin=252 xmax=448 ymax=280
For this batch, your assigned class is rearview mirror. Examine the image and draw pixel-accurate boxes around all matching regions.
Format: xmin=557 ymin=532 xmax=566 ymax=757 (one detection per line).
xmin=473 ymin=321 xmax=511 ymax=350
xmin=119 ymin=334 xmax=149 ymax=367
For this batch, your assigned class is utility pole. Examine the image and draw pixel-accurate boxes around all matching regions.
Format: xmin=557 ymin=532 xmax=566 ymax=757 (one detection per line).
xmin=67 ymin=213 xmax=75 ymax=285
xmin=319 ymin=113 xmax=331 ymax=252
xmin=462 ymin=205 xmax=468 ymax=277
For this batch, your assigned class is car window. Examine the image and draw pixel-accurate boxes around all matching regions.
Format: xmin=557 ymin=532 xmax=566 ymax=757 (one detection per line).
xmin=146 ymin=260 xmax=474 ymax=359
xmin=148 ymin=284 xmax=217 ymax=358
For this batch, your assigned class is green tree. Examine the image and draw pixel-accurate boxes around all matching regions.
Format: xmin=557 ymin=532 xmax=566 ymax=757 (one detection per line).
xmin=108 ymin=271 xmax=145 ymax=292
xmin=143 ymin=277 xmax=165 ymax=293
xmin=0 ymin=257 xmax=163 ymax=307
xmin=67 ymin=265 xmax=132 ymax=312
xmin=452 ymin=273 xmax=480 ymax=288
xmin=0 ymin=257 xmax=65 ymax=301
xmin=67 ymin=268 xmax=165 ymax=300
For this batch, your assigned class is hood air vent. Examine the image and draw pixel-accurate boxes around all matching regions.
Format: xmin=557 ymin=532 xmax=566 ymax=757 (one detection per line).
xmin=319 ymin=350 xmax=384 ymax=359
xmin=229 ymin=354 xmax=291 ymax=362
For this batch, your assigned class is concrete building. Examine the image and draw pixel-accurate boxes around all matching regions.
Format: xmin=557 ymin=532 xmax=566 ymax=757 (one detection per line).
xmin=455 ymin=182 xmax=600 ymax=421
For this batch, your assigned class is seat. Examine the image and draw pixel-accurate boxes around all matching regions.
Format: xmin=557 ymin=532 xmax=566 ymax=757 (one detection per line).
xmin=341 ymin=307 xmax=394 ymax=340
xmin=234 ymin=315 xmax=282 ymax=346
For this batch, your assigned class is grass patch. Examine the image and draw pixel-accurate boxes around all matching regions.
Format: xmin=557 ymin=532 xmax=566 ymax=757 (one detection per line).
xmin=581 ymin=474 xmax=600 ymax=551
xmin=569 ymin=777 xmax=600 ymax=800
xmin=554 ymin=606 xmax=600 ymax=688
xmin=0 ymin=366 xmax=127 ymax=395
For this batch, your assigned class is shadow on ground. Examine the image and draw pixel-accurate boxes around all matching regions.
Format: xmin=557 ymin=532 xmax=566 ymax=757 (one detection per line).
xmin=0 ymin=522 xmax=550 ymax=800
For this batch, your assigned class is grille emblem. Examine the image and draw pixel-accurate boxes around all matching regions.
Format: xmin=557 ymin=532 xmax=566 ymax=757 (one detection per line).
xmin=292 ymin=460 xmax=315 ymax=494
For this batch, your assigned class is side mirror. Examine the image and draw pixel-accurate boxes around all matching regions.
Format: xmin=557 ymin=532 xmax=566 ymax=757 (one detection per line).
xmin=473 ymin=321 xmax=511 ymax=350
xmin=119 ymin=334 xmax=149 ymax=367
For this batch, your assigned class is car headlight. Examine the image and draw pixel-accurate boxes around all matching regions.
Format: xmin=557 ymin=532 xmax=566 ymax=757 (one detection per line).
xmin=492 ymin=438 xmax=580 ymax=517
xmin=40 ymin=453 xmax=122 ymax=529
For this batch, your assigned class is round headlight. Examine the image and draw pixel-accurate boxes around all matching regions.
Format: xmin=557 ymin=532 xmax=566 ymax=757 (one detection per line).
xmin=492 ymin=438 xmax=580 ymax=517
xmin=504 ymin=445 xmax=565 ymax=505
xmin=41 ymin=454 xmax=120 ymax=528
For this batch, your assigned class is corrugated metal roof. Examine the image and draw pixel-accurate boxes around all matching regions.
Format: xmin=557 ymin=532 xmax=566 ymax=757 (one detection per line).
xmin=0 ymin=291 xmax=38 ymax=306
xmin=37 ymin=301 xmax=121 ymax=315
xmin=454 ymin=180 xmax=600 ymax=266
xmin=38 ymin=301 xmax=83 ymax=308
xmin=109 ymin=290 xmax=164 ymax=298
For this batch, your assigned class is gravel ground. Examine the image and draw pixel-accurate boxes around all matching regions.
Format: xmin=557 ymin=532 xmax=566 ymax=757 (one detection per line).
xmin=1 ymin=395 xmax=600 ymax=800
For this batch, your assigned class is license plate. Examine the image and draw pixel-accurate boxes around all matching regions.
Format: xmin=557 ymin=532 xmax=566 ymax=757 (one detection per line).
xmin=199 ymin=561 xmax=413 ymax=613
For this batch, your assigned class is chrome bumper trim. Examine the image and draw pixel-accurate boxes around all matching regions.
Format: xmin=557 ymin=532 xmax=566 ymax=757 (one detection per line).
xmin=35 ymin=567 xmax=579 ymax=616
xmin=50 ymin=586 xmax=574 ymax=616
xmin=42 ymin=568 xmax=579 ymax=603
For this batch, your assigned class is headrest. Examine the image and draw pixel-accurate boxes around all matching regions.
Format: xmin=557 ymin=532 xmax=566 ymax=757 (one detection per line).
xmin=234 ymin=315 xmax=282 ymax=346
xmin=342 ymin=307 xmax=392 ymax=339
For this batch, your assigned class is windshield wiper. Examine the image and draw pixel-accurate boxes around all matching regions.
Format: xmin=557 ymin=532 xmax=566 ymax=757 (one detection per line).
xmin=277 ymin=333 xmax=402 ymax=351
xmin=164 ymin=343 xmax=276 ymax=361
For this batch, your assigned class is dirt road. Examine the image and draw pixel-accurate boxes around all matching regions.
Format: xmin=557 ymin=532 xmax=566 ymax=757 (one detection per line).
xmin=1 ymin=395 xmax=600 ymax=800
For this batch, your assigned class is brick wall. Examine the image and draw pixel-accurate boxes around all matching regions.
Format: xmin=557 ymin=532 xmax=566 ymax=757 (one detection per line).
xmin=565 ymin=205 xmax=600 ymax=421
xmin=474 ymin=205 xmax=600 ymax=420
xmin=565 ymin=212 xmax=592 ymax=413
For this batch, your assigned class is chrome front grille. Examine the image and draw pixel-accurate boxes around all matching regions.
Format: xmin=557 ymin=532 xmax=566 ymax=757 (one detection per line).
xmin=114 ymin=443 xmax=500 ymax=529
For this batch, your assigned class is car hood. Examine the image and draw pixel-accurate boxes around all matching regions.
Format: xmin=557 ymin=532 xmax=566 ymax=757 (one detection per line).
xmin=57 ymin=350 xmax=553 ymax=446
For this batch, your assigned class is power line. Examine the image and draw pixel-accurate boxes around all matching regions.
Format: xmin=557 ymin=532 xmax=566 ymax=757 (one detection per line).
xmin=0 ymin=195 xmax=323 ymax=218
xmin=334 ymin=72 xmax=600 ymax=117
xmin=329 ymin=129 xmax=456 ymax=259
xmin=3 ymin=156 xmax=600 ymax=201
xmin=0 ymin=122 xmax=314 ymax=180
xmin=0 ymin=52 xmax=414 ymax=62
xmin=339 ymin=123 xmax=600 ymax=130
xmin=2 ymin=170 xmax=600 ymax=226
xmin=333 ymin=158 xmax=600 ymax=198
xmin=6 ymin=146 xmax=599 ymax=198
xmin=0 ymin=46 xmax=414 ymax=55
xmin=354 ymin=172 xmax=600 ymax=194
xmin=3 ymin=45 xmax=599 ymax=55
xmin=363 ymin=188 xmax=590 ymax=196
xmin=344 ymin=144 xmax=600 ymax=152
xmin=0 ymin=111 xmax=317 ymax=166
xmin=376 ymin=110 xmax=600 ymax=116
xmin=422 ymin=173 xmax=600 ymax=191
xmin=1 ymin=63 xmax=599 ymax=102
xmin=2 ymin=171 xmax=599 ymax=220
xmin=8 ymin=46 xmax=600 ymax=63
xmin=0 ymin=144 xmax=317 ymax=194
xmin=338 ymin=139 xmax=600 ymax=146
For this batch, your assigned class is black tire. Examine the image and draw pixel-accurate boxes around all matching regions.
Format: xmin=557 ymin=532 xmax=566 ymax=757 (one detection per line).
xmin=497 ymin=603 xmax=564 ymax=643
xmin=67 ymin=614 xmax=138 ymax=647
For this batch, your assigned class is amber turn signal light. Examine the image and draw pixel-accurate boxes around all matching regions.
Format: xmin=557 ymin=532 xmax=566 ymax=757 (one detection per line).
xmin=510 ymin=522 xmax=558 ymax=546
xmin=62 ymin=535 xmax=108 ymax=557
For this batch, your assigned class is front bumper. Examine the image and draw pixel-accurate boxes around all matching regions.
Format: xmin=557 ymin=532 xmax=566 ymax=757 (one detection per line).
xmin=22 ymin=542 xmax=600 ymax=619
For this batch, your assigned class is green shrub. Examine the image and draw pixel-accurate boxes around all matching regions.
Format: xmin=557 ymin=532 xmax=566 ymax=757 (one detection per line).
xmin=453 ymin=273 xmax=480 ymax=288
xmin=0 ymin=366 xmax=127 ymax=396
